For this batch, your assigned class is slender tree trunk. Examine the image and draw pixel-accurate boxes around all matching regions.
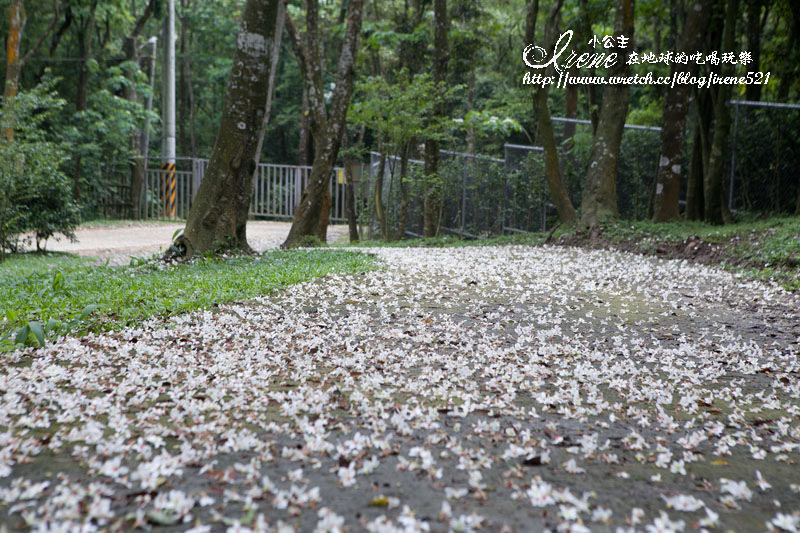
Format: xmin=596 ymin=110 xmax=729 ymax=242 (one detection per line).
xmin=124 ymin=36 xmax=147 ymax=218
xmin=342 ymin=133 xmax=359 ymax=243
xmin=374 ymin=146 xmax=388 ymax=240
xmin=72 ymin=1 xmax=98 ymax=202
xmin=652 ymin=0 xmax=712 ymax=222
xmin=3 ymin=1 xmax=26 ymax=141
xmin=579 ymin=0 xmax=634 ymax=229
xmin=704 ymin=0 xmax=738 ymax=225
xmin=685 ymin=114 xmax=705 ymax=220
xmin=176 ymin=0 xmax=285 ymax=257
xmin=396 ymin=141 xmax=412 ymax=240
xmin=282 ymin=0 xmax=363 ymax=248
xmin=528 ymin=0 xmax=577 ymax=225
xmin=3 ymin=0 xmax=58 ymax=140
xmin=744 ymin=0 xmax=766 ymax=102
xmin=124 ymin=0 xmax=157 ymax=219
xmin=422 ymin=0 xmax=449 ymax=237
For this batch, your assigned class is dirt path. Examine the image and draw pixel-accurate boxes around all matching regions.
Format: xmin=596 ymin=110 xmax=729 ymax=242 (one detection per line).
xmin=1 ymin=246 xmax=799 ymax=532
xmin=44 ymin=221 xmax=349 ymax=263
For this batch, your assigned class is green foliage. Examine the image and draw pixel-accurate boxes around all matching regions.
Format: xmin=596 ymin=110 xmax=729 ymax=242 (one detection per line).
xmin=0 ymin=250 xmax=379 ymax=351
xmin=63 ymin=67 xmax=156 ymax=217
xmin=349 ymin=73 xmax=458 ymax=149
xmin=0 ymin=78 xmax=80 ymax=257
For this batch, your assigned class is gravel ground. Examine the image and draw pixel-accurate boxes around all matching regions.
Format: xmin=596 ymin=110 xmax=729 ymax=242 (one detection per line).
xmin=43 ymin=221 xmax=349 ymax=264
xmin=1 ymin=245 xmax=799 ymax=532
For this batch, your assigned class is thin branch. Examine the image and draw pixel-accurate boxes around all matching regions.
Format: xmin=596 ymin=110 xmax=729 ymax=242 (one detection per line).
xmin=21 ymin=0 xmax=60 ymax=65
xmin=131 ymin=0 xmax=157 ymax=39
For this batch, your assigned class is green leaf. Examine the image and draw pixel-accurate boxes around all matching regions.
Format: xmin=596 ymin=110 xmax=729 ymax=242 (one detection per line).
xmin=172 ymin=228 xmax=183 ymax=242
xmin=45 ymin=318 xmax=61 ymax=334
xmin=28 ymin=321 xmax=45 ymax=346
xmin=79 ymin=304 xmax=100 ymax=320
xmin=14 ymin=324 xmax=30 ymax=345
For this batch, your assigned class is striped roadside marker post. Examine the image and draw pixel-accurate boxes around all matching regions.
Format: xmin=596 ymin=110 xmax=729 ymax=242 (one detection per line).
xmin=161 ymin=162 xmax=176 ymax=218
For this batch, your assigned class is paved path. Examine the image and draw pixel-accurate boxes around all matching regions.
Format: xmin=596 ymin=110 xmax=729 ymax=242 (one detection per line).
xmin=1 ymin=246 xmax=799 ymax=532
xmin=44 ymin=221 xmax=349 ymax=263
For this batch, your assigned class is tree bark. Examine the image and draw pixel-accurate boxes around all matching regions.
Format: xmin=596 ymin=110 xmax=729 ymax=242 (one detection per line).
xmin=3 ymin=0 xmax=59 ymax=141
xmin=396 ymin=141 xmax=412 ymax=240
xmin=651 ymin=0 xmax=712 ymax=222
xmin=703 ymin=0 xmax=738 ymax=225
xmin=176 ymin=0 xmax=285 ymax=257
xmin=744 ymin=0 xmax=767 ymax=102
xmin=528 ymin=0 xmax=577 ymax=225
xmin=422 ymin=0 xmax=449 ymax=238
xmin=282 ymin=0 xmax=364 ymax=248
xmin=72 ymin=0 xmax=98 ymax=202
xmin=3 ymin=2 xmax=25 ymax=142
xmin=579 ymin=0 xmax=634 ymax=229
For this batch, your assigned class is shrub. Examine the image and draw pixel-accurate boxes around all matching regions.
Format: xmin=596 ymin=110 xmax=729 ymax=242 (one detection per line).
xmin=0 ymin=77 xmax=79 ymax=259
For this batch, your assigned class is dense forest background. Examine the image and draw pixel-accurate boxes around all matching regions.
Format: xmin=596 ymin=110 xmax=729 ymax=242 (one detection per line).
xmin=2 ymin=0 xmax=799 ymax=251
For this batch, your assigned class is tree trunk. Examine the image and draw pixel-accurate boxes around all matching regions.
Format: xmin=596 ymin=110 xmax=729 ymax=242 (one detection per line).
xmin=3 ymin=0 xmax=58 ymax=140
xmin=703 ymin=0 xmax=738 ymax=225
xmin=422 ymin=0 xmax=449 ymax=238
xmin=72 ymin=0 xmax=98 ymax=202
xmin=651 ymin=0 xmax=712 ymax=222
xmin=3 ymin=1 xmax=25 ymax=141
xmin=579 ymin=0 xmax=634 ymax=229
xmin=528 ymin=0 xmax=577 ymax=225
xmin=282 ymin=0 xmax=363 ymax=248
xmin=685 ymin=114 xmax=705 ymax=220
xmin=299 ymin=86 xmax=311 ymax=166
xmin=124 ymin=0 xmax=157 ymax=219
xmin=176 ymin=0 xmax=285 ymax=257
xmin=374 ymin=147 xmax=388 ymax=240
xmin=744 ymin=0 xmax=766 ymax=102
xmin=124 ymin=36 xmax=147 ymax=218
xmin=396 ymin=141 xmax=412 ymax=240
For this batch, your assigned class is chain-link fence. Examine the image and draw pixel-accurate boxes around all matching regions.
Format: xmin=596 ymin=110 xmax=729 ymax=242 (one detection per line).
xmin=728 ymin=101 xmax=800 ymax=214
xmin=365 ymin=123 xmax=662 ymax=238
xmin=362 ymin=101 xmax=798 ymax=239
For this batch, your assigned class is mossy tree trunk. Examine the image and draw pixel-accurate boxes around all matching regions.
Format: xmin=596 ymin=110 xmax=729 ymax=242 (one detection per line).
xmin=528 ymin=0 xmax=577 ymax=225
xmin=282 ymin=0 xmax=363 ymax=248
xmin=176 ymin=0 xmax=285 ymax=258
xmin=579 ymin=0 xmax=634 ymax=229
xmin=651 ymin=0 xmax=712 ymax=222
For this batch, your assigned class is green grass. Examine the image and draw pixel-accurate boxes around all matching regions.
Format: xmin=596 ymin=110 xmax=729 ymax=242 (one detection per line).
xmin=0 ymin=249 xmax=379 ymax=350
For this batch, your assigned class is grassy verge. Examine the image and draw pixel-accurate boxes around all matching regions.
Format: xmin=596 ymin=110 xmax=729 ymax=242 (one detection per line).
xmin=0 ymin=249 xmax=378 ymax=350
xmin=341 ymin=216 xmax=800 ymax=290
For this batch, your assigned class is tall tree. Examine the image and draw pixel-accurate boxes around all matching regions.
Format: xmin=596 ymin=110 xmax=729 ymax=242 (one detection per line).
xmin=703 ymin=0 xmax=738 ymax=224
xmin=71 ymin=0 xmax=98 ymax=201
xmin=282 ymin=0 xmax=364 ymax=247
xmin=651 ymin=0 xmax=712 ymax=222
xmin=527 ymin=0 xmax=577 ymax=225
xmin=175 ymin=0 xmax=285 ymax=257
xmin=3 ymin=0 xmax=59 ymax=141
xmin=422 ymin=0 xmax=449 ymax=238
xmin=579 ymin=0 xmax=635 ymax=229
xmin=744 ymin=0 xmax=769 ymax=101
xmin=123 ymin=0 xmax=160 ymax=218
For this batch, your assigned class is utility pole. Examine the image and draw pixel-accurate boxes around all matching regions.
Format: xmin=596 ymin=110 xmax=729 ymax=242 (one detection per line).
xmin=161 ymin=0 xmax=177 ymax=217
